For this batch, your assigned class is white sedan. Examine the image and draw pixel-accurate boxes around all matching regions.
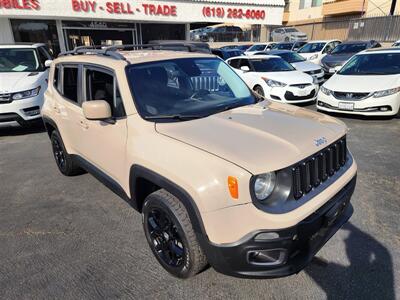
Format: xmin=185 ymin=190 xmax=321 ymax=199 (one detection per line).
xmin=226 ymin=55 xmax=319 ymax=103
xmin=297 ymin=40 xmax=341 ymax=65
xmin=244 ymin=43 xmax=276 ymax=56
xmin=317 ymin=48 xmax=400 ymax=117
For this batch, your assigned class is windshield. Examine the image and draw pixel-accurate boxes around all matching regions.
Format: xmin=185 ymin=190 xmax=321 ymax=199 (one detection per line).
xmin=274 ymin=43 xmax=293 ymax=50
xmin=338 ymin=53 xmax=400 ymax=75
xmin=126 ymin=58 xmax=257 ymax=121
xmin=0 ymin=48 xmax=40 ymax=72
xmin=251 ymin=57 xmax=295 ymax=72
xmin=276 ymin=52 xmax=305 ymax=63
xmin=285 ymin=28 xmax=298 ymax=33
xmin=331 ymin=43 xmax=367 ymax=54
xmin=298 ymin=43 xmax=326 ymax=53
xmin=247 ymin=44 xmax=267 ymax=51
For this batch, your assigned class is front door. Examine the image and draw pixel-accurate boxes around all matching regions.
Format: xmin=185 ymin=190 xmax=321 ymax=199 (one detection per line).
xmin=77 ymin=66 xmax=128 ymax=186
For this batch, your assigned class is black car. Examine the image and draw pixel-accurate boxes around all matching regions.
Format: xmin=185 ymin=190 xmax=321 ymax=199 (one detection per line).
xmin=272 ymin=41 xmax=307 ymax=51
xmin=211 ymin=48 xmax=244 ymax=60
xmin=321 ymin=40 xmax=381 ymax=76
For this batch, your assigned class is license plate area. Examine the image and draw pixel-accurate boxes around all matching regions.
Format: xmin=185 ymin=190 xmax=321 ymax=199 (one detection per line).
xmin=338 ymin=102 xmax=354 ymax=111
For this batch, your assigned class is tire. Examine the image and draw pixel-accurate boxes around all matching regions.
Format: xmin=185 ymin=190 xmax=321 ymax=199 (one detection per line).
xmin=142 ymin=189 xmax=208 ymax=278
xmin=253 ymin=85 xmax=265 ymax=97
xmin=50 ymin=130 xmax=84 ymax=176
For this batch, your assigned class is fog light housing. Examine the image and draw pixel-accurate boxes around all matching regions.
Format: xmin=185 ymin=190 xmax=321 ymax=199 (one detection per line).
xmin=23 ymin=106 xmax=41 ymax=117
xmin=247 ymin=249 xmax=287 ymax=266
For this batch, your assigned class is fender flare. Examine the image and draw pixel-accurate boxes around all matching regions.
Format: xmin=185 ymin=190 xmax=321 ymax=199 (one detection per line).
xmin=129 ymin=165 xmax=211 ymax=245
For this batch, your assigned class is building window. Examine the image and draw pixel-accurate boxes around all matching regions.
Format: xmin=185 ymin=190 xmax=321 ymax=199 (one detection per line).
xmin=299 ymin=0 xmax=322 ymax=9
xmin=10 ymin=19 xmax=60 ymax=55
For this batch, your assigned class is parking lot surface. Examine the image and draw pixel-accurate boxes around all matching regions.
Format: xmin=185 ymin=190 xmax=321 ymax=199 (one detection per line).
xmin=0 ymin=106 xmax=399 ymax=300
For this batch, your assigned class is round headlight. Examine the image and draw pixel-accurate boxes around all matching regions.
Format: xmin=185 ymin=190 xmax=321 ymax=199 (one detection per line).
xmin=254 ymin=172 xmax=276 ymax=201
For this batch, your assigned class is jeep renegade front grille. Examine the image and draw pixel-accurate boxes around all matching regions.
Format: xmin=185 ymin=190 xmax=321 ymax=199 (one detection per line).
xmin=292 ymin=136 xmax=347 ymax=200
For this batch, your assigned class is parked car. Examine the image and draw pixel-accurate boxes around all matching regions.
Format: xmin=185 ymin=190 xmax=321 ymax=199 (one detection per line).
xmin=272 ymin=41 xmax=307 ymax=51
xmin=221 ymin=44 xmax=252 ymax=51
xmin=244 ymin=43 xmax=277 ymax=56
xmin=262 ymin=50 xmax=325 ymax=84
xmin=212 ymin=48 xmax=244 ymax=60
xmin=321 ymin=40 xmax=381 ymax=77
xmin=271 ymin=27 xmax=308 ymax=42
xmin=227 ymin=55 xmax=319 ymax=103
xmin=298 ymin=40 xmax=342 ymax=65
xmin=317 ymin=48 xmax=400 ymax=117
xmin=42 ymin=44 xmax=357 ymax=279
xmin=392 ymin=40 xmax=400 ymax=47
xmin=0 ymin=43 xmax=52 ymax=127
xmin=203 ymin=26 xmax=244 ymax=42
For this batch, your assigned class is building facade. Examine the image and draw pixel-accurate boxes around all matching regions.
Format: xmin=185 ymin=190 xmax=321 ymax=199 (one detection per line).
xmin=0 ymin=0 xmax=284 ymax=54
xmin=283 ymin=0 xmax=399 ymax=25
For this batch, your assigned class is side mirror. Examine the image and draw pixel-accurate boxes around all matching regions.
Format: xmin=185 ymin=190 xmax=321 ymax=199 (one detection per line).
xmin=82 ymin=100 xmax=112 ymax=121
xmin=334 ymin=66 xmax=342 ymax=72
xmin=240 ymin=66 xmax=250 ymax=72
xmin=44 ymin=60 xmax=53 ymax=68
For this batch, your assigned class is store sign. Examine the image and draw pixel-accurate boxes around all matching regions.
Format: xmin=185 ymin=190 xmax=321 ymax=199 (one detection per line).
xmin=0 ymin=0 xmax=284 ymax=25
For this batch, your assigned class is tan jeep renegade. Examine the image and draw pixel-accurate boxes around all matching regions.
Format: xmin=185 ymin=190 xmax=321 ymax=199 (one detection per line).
xmin=42 ymin=45 xmax=357 ymax=279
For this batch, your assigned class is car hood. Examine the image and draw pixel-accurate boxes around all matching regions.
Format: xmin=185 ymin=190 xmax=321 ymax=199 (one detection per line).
xmin=322 ymin=53 xmax=354 ymax=66
xmin=258 ymin=70 xmax=313 ymax=84
xmin=292 ymin=61 xmax=320 ymax=72
xmin=156 ymin=101 xmax=346 ymax=174
xmin=325 ymin=74 xmax=400 ymax=92
xmin=0 ymin=72 xmax=42 ymax=93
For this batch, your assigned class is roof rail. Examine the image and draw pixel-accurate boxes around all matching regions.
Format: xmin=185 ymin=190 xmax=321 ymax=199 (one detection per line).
xmin=58 ymin=42 xmax=210 ymax=60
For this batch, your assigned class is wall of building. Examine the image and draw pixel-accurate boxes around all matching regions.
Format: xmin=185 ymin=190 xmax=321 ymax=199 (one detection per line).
xmin=285 ymin=0 xmax=323 ymax=24
xmin=0 ymin=18 xmax=14 ymax=43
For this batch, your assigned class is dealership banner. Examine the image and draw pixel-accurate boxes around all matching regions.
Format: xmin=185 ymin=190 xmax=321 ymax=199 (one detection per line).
xmin=0 ymin=0 xmax=284 ymax=25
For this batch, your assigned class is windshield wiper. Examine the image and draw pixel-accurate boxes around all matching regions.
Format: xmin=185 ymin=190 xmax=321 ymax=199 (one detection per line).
xmin=144 ymin=114 xmax=205 ymax=121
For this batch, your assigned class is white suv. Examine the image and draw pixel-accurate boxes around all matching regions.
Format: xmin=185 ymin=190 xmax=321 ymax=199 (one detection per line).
xmin=0 ymin=43 xmax=52 ymax=127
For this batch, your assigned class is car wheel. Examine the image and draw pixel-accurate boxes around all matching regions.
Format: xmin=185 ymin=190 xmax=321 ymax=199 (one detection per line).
xmin=142 ymin=189 xmax=208 ymax=279
xmin=253 ymin=85 xmax=265 ymax=97
xmin=50 ymin=130 xmax=84 ymax=176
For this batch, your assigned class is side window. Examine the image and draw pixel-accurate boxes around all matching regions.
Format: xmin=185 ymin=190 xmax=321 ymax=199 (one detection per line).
xmin=229 ymin=59 xmax=241 ymax=69
xmin=85 ymin=68 xmax=125 ymax=118
xmin=239 ymin=59 xmax=252 ymax=70
xmin=62 ymin=66 xmax=79 ymax=103
xmin=53 ymin=65 xmax=59 ymax=90
xmin=37 ymin=47 xmax=50 ymax=67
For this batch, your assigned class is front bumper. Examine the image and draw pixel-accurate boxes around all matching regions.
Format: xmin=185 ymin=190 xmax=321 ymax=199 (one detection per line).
xmin=203 ymin=175 xmax=356 ymax=279
xmin=267 ymin=84 xmax=319 ymax=104
xmin=0 ymin=94 xmax=43 ymax=123
xmin=317 ymin=92 xmax=400 ymax=116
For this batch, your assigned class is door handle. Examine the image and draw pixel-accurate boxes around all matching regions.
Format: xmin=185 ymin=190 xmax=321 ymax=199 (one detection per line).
xmin=79 ymin=120 xmax=89 ymax=129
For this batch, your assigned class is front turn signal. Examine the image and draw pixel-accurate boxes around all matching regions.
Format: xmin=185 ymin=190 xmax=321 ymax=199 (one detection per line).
xmin=228 ymin=176 xmax=239 ymax=199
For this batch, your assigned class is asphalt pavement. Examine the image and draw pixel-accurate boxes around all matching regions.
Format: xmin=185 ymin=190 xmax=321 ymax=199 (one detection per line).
xmin=0 ymin=107 xmax=399 ymax=300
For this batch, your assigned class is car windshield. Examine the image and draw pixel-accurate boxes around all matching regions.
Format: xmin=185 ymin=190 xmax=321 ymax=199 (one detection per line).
xmin=338 ymin=53 xmax=400 ymax=75
xmin=248 ymin=44 xmax=267 ymax=51
xmin=0 ymin=48 xmax=40 ymax=72
xmin=331 ymin=43 xmax=368 ymax=54
xmin=298 ymin=43 xmax=326 ymax=53
xmin=126 ymin=58 xmax=257 ymax=121
xmin=274 ymin=43 xmax=293 ymax=50
xmin=285 ymin=28 xmax=298 ymax=33
xmin=276 ymin=52 xmax=305 ymax=63
xmin=251 ymin=57 xmax=295 ymax=72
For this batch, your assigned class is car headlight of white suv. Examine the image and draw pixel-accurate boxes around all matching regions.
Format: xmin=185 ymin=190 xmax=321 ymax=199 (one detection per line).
xmin=253 ymin=172 xmax=276 ymax=201
xmin=263 ymin=78 xmax=287 ymax=87
xmin=309 ymin=54 xmax=318 ymax=60
xmin=373 ymin=87 xmax=400 ymax=98
xmin=320 ymin=85 xmax=332 ymax=96
xmin=12 ymin=87 xmax=41 ymax=100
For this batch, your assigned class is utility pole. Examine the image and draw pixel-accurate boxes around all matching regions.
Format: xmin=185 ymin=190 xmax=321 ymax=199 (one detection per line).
xmin=390 ymin=0 xmax=397 ymax=15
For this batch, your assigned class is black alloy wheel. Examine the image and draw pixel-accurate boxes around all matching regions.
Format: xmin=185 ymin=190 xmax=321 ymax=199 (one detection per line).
xmin=147 ymin=208 xmax=185 ymax=268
